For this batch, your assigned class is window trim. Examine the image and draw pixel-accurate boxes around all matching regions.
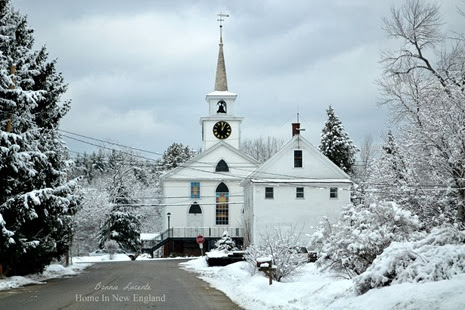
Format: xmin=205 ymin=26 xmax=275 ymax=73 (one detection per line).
xmin=296 ymin=187 xmax=304 ymax=199
xmin=294 ymin=150 xmax=303 ymax=168
xmin=215 ymin=159 xmax=229 ymax=172
xmin=188 ymin=202 xmax=202 ymax=214
xmin=216 ymin=182 xmax=229 ymax=225
xmin=265 ymin=187 xmax=274 ymax=199
xmin=330 ymin=187 xmax=338 ymax=199
xmin=191 ymin=181 xmax=200 ymax=199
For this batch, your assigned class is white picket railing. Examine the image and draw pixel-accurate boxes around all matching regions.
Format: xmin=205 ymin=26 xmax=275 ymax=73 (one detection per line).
xmin=171 ymin=227 xmax=244 ymax=238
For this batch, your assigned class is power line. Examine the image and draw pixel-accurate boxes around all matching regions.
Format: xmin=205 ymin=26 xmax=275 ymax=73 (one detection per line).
xmin=62 ymin=134 xmax=158 ymax=162
xmin=98 ymin=194 xmax=245 ymax=200
xmin=60 ymin=129 xmax=163 ymax=156
xmin=63 ymin=130 xmax=465 ymax=190
xmin=87 ymin=201 xmax=246 ymax=208
xmin=61 ymin=129 xmax=349 ymax=180
xmin=72 ymin=149 xmax=465 ymax=190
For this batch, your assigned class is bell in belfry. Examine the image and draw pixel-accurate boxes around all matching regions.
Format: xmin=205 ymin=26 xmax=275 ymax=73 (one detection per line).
xmin=217 ymin=100 xmax=227 ymax=113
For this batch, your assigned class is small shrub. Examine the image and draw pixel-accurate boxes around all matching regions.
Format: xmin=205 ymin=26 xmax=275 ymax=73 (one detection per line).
xmin=104 ymin=240 xmax=119 ymax=259
xmin=215 ymin=231 xmax=237 ymax=252
xmin=244 ymin=226 xmax=307 ymax=282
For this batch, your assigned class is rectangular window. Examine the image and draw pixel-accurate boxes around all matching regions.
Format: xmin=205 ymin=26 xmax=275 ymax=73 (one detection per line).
xmin=265 ymin=187 xmax=274 ymax=199
xmin=330 ymin=187 xmax=338 ymax=199
xmin=216 ymin=192 xmax=229 ymax=225
xmin=294 ymin=150 xmax=303 ymax=167
xmin=296 ymin=187 xmax=304 ymax=199
xmin=191 ymin=182 xmax=200 ymax=199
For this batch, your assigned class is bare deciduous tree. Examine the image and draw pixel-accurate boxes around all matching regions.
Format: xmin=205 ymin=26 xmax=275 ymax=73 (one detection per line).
xmin=354 ymin=135 xmax=377 ymax=184
xmin=241 ymin=136 xmax=284 ymax=164
xmin=244 ymin=225 xmax=307 ymax=282
xmin=378 ymin=0 xmax=465 ymax=226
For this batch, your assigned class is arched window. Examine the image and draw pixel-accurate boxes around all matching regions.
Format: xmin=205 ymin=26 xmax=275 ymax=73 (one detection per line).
xmin=215 ymin=159 xmax=229 ymax=172
xmin=216 ymin=182 xmax=229 ymax=225
xmin=189 ymin=202 xmax=202 ymax=214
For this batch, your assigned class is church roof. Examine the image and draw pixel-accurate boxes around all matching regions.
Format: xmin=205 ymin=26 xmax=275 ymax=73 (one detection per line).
xmin=160 ymin=141 xmax=259 ymax=181
xmin=214 ymin=30 xmax=228 ymax=91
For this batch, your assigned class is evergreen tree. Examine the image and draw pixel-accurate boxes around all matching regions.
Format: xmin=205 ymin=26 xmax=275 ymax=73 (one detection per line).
xmin=0 ymin=0 xmax=80 ymax=275
xmin=214 ymin=231 xmax=236 ymax=252
xmin=98 ymin=206 xmax=141 ymax=252
xmin=319 ymin=106 xmax=358 ymax=175
xmin=158 ymin=142 xmax=195 ymax=171
xmin=97 ymin=162 xmax=141 ymax=252
xmin=72 ymin=149 xmax=162 ymax=255
xmin=368 ymin=131 xmax=407 ymax=201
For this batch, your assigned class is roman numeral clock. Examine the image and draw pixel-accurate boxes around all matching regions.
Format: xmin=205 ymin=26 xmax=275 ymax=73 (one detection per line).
xmin=213 ymin=121 xmax=232 ymax=139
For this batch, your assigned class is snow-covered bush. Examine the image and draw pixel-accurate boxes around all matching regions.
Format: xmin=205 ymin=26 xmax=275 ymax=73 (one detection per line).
xmin=354 ymin=226 xmax=465 ymax=294
xmin=244 ymin=226 xmax=307 ymax=281
xmin=104 ymin=240 xmax=119 ymax=259
xmin=214 ymin=231 xmax=237 ymax=252
xmin=309 ymin=201 xmax=422 ymax=279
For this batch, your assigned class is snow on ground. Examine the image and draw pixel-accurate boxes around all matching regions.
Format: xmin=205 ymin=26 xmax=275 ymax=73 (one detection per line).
xmin=0 ymin=254 xmax=137 ymax=291
xmin=140 ymin=233 xmax=160 ymax=240
xmin=0 ymin=262 xmax=91 ymax=291
xmin=72 ymin=253 xmax=132 ymax=263
xmin=205 ymin=249 xmax=230 ymax=258
xmin=180 ymin=257 xmax=465 ymax=310
xmin=73 ymin=253 xmax=194 ymax=263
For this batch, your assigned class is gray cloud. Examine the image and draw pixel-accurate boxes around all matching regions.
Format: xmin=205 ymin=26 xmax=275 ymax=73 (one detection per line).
xmin=11 ymin=0 xmax=465 ymax=157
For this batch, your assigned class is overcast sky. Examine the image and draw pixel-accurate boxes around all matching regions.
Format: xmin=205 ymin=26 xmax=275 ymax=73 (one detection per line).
xmin=11 ymin=0 xmax=465 ymax=159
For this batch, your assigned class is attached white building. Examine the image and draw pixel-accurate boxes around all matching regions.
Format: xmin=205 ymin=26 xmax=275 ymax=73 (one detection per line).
xmin=241 ymin=124 xmax=352 ymax=246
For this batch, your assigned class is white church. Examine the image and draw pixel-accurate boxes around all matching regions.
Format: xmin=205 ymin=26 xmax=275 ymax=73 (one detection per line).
xmin=151 ymin=22 xmax=352 ymax=257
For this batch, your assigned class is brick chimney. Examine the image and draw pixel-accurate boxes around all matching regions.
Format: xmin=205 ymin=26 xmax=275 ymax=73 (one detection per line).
xmin=292 ymin=123 xmax=300 ymax=137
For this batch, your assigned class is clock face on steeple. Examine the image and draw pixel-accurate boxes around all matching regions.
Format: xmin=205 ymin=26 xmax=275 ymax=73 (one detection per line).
xmin=213 ymin=121 xmax=232 ymax=139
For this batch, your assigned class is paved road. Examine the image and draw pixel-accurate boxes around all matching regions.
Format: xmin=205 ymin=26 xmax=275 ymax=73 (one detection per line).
xmin=0 ymin=259 xmax=242 ymax=310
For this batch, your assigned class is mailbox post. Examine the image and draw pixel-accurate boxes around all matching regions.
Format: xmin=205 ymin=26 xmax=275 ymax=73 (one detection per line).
xmin=256 ymin=257 xmax=275 ymax=285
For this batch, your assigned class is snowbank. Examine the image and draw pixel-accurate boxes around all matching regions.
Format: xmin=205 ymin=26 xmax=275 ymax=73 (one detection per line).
xmin=180 ymin=257 xmax=465 ymax=310
xmin=0 ymin=263 xmax=91 ymax=291
xmin=72 ymin=253 xmax=131 ymax=263
xmin=205 ymin=249 xmax=230 ymax=258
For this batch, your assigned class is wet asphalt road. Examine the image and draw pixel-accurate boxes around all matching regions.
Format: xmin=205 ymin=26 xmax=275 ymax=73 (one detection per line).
xmin=0 ymin=259 xmax=242 ymax=310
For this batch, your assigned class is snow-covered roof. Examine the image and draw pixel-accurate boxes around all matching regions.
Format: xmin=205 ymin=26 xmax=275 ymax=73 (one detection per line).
xmin=256 ymin=256 xmax=273 ymax=263
xmin=140 ymin=233 xmax=160 ymax=240
xmin=206 ymin=90 xmax=237 ymax=97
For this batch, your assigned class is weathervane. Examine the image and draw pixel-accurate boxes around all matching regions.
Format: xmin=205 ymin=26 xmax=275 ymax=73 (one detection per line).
xmin=217 ymin=12 xmax=229 ymax=39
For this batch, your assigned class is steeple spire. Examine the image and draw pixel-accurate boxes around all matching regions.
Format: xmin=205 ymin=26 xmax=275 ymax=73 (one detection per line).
xmin=215 ymin=12 xmax=229 ymax=91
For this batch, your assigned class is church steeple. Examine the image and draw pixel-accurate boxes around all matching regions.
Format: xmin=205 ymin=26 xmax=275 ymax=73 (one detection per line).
xmin=201 ymin=12 xmax=242 ymax=151
xmin=214 ymin=13 xmax=229 ymax=91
